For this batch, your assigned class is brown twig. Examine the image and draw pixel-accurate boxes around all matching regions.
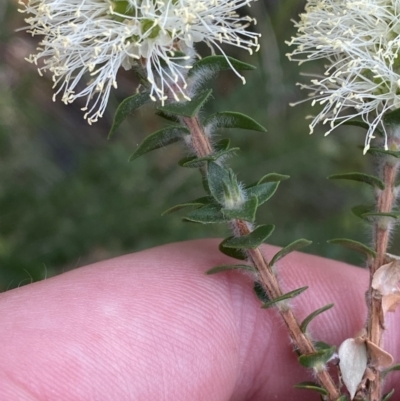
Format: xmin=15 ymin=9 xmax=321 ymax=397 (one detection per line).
xmin=367 ymin=147 xmax=400 ymax=401
xmin=182 ymin=115 xmax=340 ymax=400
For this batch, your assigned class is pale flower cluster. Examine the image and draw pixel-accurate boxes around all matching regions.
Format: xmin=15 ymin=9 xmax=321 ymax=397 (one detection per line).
xmin=287 ymin=0 xmax=400 ymax=152
xmin=20 ymin=0 xmax=259 ymax=124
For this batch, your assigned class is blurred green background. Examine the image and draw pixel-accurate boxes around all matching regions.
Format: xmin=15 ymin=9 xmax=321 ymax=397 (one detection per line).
xmin=0 ymin=0 xmax=392 ymax=291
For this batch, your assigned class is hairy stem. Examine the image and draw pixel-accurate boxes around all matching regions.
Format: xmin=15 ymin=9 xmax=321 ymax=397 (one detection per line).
xmin=182 ymin=115 xmax=340 ymax=400
xmin=367 ymin=148 xmax=400 ymax=401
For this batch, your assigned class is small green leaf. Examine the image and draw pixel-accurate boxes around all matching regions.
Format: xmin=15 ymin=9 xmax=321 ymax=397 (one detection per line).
xmin=262 ymin=286 xmax=308 ymax=308
xmin=300 ymin=304 xmax=334 ymax=333
xmin=362 ymin=211 xmax=400 ymax=219
xmin=108 ymin=92 xmax=150 ymax=138
xmin=207 ymin=161 xmax=230 ymax=204
xmin=314 ymin=341 xmax=333 ymax=351
xmin=328 ymin=173 xmax=385 ymax=190
xmin=129 ymin=126 xmax=189 ymax=161
xmin=298 ymin=346 xmax=336 ymax=369
xmin=328 ymin=238 xmax=377 ymax=258
xmin=179 ymin=147 xmax=240 ymax=168
xmin=352 ymin=204 xmax=374 ymax=220
xmin=382 ymin=364 xmax=400 ymax=378
xmin=246 ymin=182 xmax=280 ymax=206
xmin=222 ymin=196 xmax=259 ymax=222
xmin=162 ymin=196 xmax=214 ymax=215
xmin=204 ymin=111 xmax=267 ymax=132
xmin=384 ymin=107 xmax=400 ymax=126
xmin=341 ymin=120 xmax=383 ymax=137
xmin=253 ymin=281 xmax=269 ymax=303
xmin=219 ymin=237 xmax=247 ymax=260
xmin=294 ymin=382 xmax=328 ymax=396
xmin=157 ymin=89 xmax=212 ymax=117
xmin=382 ymin=389 xmax=395 ymax=401
xmin=223 ymin=224 xmax=275 ymax=249
xmin=257 ymin=173 xmax=290 ymax=184
xmin=206 ymin=264 xmax=256 ymax=275
xmin=335 ymin=396 xmax=349 ymax=401
xmin=270 ymin=239 xmax=312 ymax=267
xmin=188 ymin=55 xmax=256 ymax=77
xmin=367 ymin=147 xmax=400 ymax=159
xmin=155 ymin=110 xmax=180 ymax=123
xmin=183 ymin=204 xmax=227 ymax=224
xmin=214 ymin=138 xmax=231 ymax=151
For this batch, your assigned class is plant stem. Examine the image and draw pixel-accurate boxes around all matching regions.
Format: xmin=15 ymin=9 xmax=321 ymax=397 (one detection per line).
xmin=367 ymin=146 xmax=400 ymax=401
xmin=182 ymin=115 xmax=340 ymax=401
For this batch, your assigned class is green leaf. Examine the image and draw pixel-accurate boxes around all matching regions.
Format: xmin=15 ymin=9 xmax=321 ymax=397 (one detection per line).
xmin=335 ymin=396 xmax=349 ymax=401
xmin=183 ymin=204 xmax=227 ymax=224
xmin=204 ymin=111 xmax=267 ymax=132
xmin=129 ymin=126 xmax=189 ymax=161
xmin=207 ymin=161 xmax=231 ymax=204
xmin=298 ymin=346 xmax=336 ymax=369
xmin=256 ymin=173 xmax=290 ymax=184
xmin=351 ymin=204 xmax=374 ymax=220
xmin=341 ymin=120 xmax=383 ymax=137
xmin=178 ymin=147 xmax=240 ymax=168
xmin=382 ymin=364 xmax=400 ymax=378
xmin=328 ymin=173 xmax=385 ymax=190
xmin=300 ymin=304 xmax=334 ymax=333
xmin=155 ymin=110 xmax=180 ymax=123
xmin=253 ymin=281 xmax=270 ymax=303
xmin=219 ymin=237 xmax=247 ymax=260
xmin=108 ymin=92 xmax=150 ymax=138
xmin=206 ymin=264 xmax=256 ymax=275
xmin=366 ymin=147 xmax=400 ymax=159
xmin=270 ymin=239 xmax=312 ymax=267
xmin=382 ymin=389 xmax=395 ymax=401
xmin=188 ymin=55 xmax=256 ymax=77
xmin=214 ymin=138 xmax=231 ymax=151
xmin=222 ymin=196 xmax=259 ymax=222
xmin=246 ymin=182 xmax=280 ymax=206
xmin=384 ymin=107 xmax=400 ymax=126
xmin=294 ymin=382 xmax=328 ymax=396
xmin=262 ymin=286 xmax=308 ymax=308
xmin=328 ymin=238 xmax=377 ymax=258
xmin=162 ymin=196 xmax=214 ymax=215
xmin=157 ymin=89 xmax=212 ymax=117
xmin=362 ymin=211 xmax=400 ymax=219
xmin=223 ymin=224 xmax=275 ymax=249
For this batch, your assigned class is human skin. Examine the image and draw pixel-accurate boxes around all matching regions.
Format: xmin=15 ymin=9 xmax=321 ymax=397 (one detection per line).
xmin=0 ymin=239 xmax=399 ymax=401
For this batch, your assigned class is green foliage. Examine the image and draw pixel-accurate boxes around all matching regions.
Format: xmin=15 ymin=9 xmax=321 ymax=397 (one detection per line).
xmin=157 ymin=89 xmax=212 ymax=117
xmin=253 ymin=281 xmax=270 ymax=303
xmin=222 ymin=196 xmax=258 ymax=222
xmin=183 ymin=204 xmax=227 ymax=224
xmin=382 ymin=364 xmax=400 ymax=378
xmin=206 ymin=263 xmax=256 ymax=275
xmin=219 ymin=238 xmax=247 ymax=260
xmin=178 ymin=147 xmax=240 ymax=168
xmin=223 ymin=224 xmax=275 ymax=249
xmin=367 ymin=147 xmax=400 ymax=159
xmin=188 ymin=55 xmax=256 ymax=78
xmin=298 ymin=345 xmax=336 ymax=369
xmin=328 ymin=172 xmax=385 ymax=190
xmin=300 ymin=304 xmax=334 ymax=333
xmin=328 ymin=238 xmax=377 ymax=258
xmin=352 ymin=204 xmax=374 ymax=220
xmin=246 ymin=181 xmax=280 ymax=206
xmin=129 ymin=126 xmax=189 ymax=161
xmin=162 ymin=196 xmax=213 ymax=215
xmin=382 ymin=389 xmax=395 ymax=401
xmin=262 ymin=286 xmax=308 ymax=308
xmin=204 ymin=111 xmax=267 ymax=132
xmin=108 ymin=92 xmax=150 ymax=138
xmin=384 ymin=107 xmax=400 ymax=126
xmin=294 ymin=382 xmax=328 ymax=396
xmin=207 ymin=161 xmax=230 ymax=204
xmin=270 ymin=239 xmax=312 ymax=266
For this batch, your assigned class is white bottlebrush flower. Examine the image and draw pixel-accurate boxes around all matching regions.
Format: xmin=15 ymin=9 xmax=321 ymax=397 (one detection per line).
xmin=19 ymin=0 xmax=259 ymax=124
xmin=287 ymin=0 xmax=400 ymax=153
